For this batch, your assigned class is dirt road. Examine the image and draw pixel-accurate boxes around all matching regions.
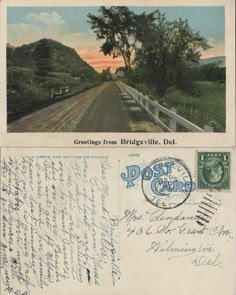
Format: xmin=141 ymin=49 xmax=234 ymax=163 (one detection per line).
xmin=77 ymin=82 xmax=129 ymax=132
xmin=8 ymin=81 xmax=130 ymax=132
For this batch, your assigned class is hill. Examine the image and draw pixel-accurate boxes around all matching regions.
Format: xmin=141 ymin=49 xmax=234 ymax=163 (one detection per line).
xmin=199 ymin=56 xmax=225 ymax=68
xmin=7 ymin=38 xmax=99 ymax=79
xmin=7 ymin=39 xmax=102 ymax=122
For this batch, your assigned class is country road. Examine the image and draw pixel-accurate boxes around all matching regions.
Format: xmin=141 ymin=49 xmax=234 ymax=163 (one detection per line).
xmin=8 ymin=81 xmax=162 ymax=133
xmin=77 ymin=82 xmax=130 ymax=132
xmin=8 ymin=81 xmax=130 ymax=132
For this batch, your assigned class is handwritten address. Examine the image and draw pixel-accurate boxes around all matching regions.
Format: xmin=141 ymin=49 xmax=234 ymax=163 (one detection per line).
xmin=120 ymin=208 xmax=234 ymax=267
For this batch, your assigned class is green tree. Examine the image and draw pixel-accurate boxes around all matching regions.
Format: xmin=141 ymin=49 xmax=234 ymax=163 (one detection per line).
xmin=200 ymin=63 xmax=226 ymax=81
xmin=135 ymin=11 xmax=211 ymax=97
xmin=7 ymin=44 xmax=15 ymax=66
xmin=101 ymin=67 xmax=113 ymax=81
xmin=87 ymin=6 xmax=137 ymax=71
xmin=32 ymin=38 xmax=52 ymax=76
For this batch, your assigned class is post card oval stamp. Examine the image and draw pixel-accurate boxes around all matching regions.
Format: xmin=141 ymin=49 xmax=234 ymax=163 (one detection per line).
xmin=197 ymin=152 xmax=230 ymax=190
xmin=141 ymin=157 xmax=194 ymax=209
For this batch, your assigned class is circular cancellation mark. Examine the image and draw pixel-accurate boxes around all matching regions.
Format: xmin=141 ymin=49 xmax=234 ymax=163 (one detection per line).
xmin=141 ymin=157 xmax=193 ymax=209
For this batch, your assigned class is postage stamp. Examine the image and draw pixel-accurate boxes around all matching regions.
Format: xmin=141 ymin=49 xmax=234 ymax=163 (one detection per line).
xmin=197 ymin=152 xmax=230 ymax=190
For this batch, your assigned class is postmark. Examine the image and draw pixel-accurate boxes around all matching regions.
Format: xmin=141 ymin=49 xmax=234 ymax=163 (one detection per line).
xmin=141 ymin=157 xmax=194 ymax=209
xmin=197 ymin=152 xmax=230 ymax=190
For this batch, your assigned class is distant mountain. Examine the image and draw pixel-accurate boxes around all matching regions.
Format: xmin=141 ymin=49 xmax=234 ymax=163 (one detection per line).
xmin=7 ymin=38 xmax=99 ymax=78
xmin=199 ymin=56 xmax=225 ymax=67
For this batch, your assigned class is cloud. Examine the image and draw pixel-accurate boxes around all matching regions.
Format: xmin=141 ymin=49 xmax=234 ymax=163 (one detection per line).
xmin=8 ymin=11 xmax=67 ymax=46
xmin=199 ymin=37 xmax=225 ymax=58
xmin=8 ymin=17 xmax=97 ymax=53
xmin=8 ymin=23 xmax=42 ymax=44
xmin=208 ymin=37 xmax=215 ymax=47
xmin=27 ymin=12 xmax=65 ymax=26
xmin=7 ymin=13 xmax=124 ymax=72
xmin=201 ymin=41 xmax=225 ymax=58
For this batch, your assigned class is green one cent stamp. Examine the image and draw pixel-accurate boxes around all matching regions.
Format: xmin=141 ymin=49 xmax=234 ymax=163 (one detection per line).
xmin=197 ymin=152 xmax=230 ymax=189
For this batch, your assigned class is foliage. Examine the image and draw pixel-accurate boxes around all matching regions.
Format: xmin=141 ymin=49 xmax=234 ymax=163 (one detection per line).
xmin=7 ymin=39 xmax=103 ymax=121
xmin=88 ymin=6 xmax=137 ymax=71
xmin=165 ymin=81 xmax=225 ymax=131
xmin=135 ymin=10 xmax=211 ymax=97
xmin=32 ymin=38 xmax=52 ymax=75
xmin=115 ymin=66 xmax=127 ymax=74
xmin=88 ymin=7 xmax=212 ymax=97
xmin=171 ymin=63 xmax=226 ymax=84
xmin=7 ymin=39 xmax=100 ymax=81
xmin=198 ymin=63 xmax=225 ymax=81
xmin=129 ymin=79 xmax=225 ymax=131
xmin=101 ymin=67 xmax=113 ymax=81
xmin=7 ymin=44 xmax=15 ymax=66
xmin=7 ymin=66 xmax=101 ymax=122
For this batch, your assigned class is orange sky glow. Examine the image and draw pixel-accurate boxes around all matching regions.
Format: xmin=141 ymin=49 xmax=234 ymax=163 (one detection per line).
xmin=200 ymin=42 xmax=225 ymax=59
xmin=8 ymin=8 xmax=225 ymax=74
xmin=77 ymin=45 xmax=224 ymax=73
xmin=76 ymin=46 xmax=124 ymax=72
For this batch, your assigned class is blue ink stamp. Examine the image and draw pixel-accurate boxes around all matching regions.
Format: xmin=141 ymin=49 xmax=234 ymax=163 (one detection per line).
xmin=121 ymin=157 xmax=195 ymax=209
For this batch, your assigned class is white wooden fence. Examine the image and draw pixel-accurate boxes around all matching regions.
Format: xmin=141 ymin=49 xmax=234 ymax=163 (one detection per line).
xmin=118 ymin=81 xmax=213 ymax=132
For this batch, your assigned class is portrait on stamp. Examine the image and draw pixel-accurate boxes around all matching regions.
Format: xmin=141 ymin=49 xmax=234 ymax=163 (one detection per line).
xmin=197 ymin=152 xmax=230 ymax=189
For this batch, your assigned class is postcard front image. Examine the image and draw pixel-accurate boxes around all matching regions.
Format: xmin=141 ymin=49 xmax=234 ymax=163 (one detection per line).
xmin=0 ymin=1 xmax=235 ymax=147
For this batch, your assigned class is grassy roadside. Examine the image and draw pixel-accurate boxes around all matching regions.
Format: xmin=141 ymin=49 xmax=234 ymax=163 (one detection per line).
xmin=7 ymin=66 xmax=102 ymax=122
xmin=165 ymin=81 xmax=225 ymax=132
xmin=119 ymin=78 xmax=225 ymax=132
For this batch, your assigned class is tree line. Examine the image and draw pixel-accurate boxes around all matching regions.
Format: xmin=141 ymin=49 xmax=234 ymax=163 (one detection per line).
xmin=87 ymin=6 xmax=221 ymax=97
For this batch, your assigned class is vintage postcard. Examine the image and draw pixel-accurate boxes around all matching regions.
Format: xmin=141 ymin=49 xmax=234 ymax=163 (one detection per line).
xmin=0 ymin=1 xmax=235 ymax=295
xmin=0 ymin=147 xmax=235 ymax=294
xmin=0 ymin=0 xmax=235 ymax=147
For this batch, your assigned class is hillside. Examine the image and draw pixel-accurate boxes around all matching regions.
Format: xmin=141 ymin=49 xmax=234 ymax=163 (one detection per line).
xmin=199 ymin=56 xmax=225 ymax=68
xmin=7 ymin=39 xmax=102 ymax=122
xmin=7 ymin=38 xmax=99 ymax=79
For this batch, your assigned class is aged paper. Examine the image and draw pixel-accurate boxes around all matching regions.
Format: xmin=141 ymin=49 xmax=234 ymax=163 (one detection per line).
xmin=0 ymin=0 xmax=235 ymax=147
xmin=0 ymin=147 xmax=235 ymax=295
xmin=0 ymin=0 xmax=235 ymax=295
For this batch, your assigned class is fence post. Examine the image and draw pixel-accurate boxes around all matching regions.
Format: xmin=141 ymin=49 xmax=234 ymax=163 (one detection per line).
xmin=142 ymin=97 xmax=146 ymax=107
xmin=203 ymin=125 xmax=214 ymax=132
xmin=169 ymin=108 xmax=177 ymax=131
xmin=145 ymin=96 xmax=150 ymax=111
xmin=154 ymin=107 xmax=160 ymax=118
xmin=50 ymin=88 xmax=54 ymax=99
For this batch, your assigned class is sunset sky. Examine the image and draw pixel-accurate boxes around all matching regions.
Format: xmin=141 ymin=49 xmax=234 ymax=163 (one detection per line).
xmin=7 ymin=6 xmax=225 ymax=73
